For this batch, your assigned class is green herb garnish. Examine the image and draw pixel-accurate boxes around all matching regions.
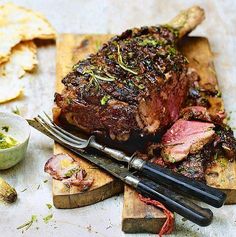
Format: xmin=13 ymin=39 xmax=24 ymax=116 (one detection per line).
xmin=46 ymin=203 xmax=52 ymax=209
xmin=216 ymin=91 xmax=222 ymax=98
xmin=1 ymin=126 xmax=9 ymax=132
xmin=66 ymin=98 xmax=73 ymax=105
xmin=12 ymin=106 xmax=20 ymax=115
xmin=117 ymin=45 xmax=138 ymax=75
xmin=83 ymin=69 xmax=115 ymax=82
xmin=184 ymin=56 xmax=189 ymax=63
xmin=64 ymin=167 xmax=80 ymax=178
xmin=43 ymin=180 xmax=48 ymax=183
xmin=167 ymin=46 xmax=177 ymax=56
xmin=17 ymin=215 xmax=37 ymax=231
xmin=214 ymin=153 xmax=218 ymax=160
xmin=95 ymin=40 xmax=102 ymax=51
xmin=43 ymin=214 xmax=53 ymax=224
xmin=138 ymin=39 xmax=165 ymax=47
xmin=162 ymin=24 xmax=179 ymax=37
xmin=100 ymin=95 xmax=111 ymax=105
xmin=137 ymin=84 xmax=145 ymax=90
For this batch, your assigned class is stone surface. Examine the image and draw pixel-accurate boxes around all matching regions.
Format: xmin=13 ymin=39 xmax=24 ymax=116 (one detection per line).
xmin=0 ymin=0 xmax=236 ymax=236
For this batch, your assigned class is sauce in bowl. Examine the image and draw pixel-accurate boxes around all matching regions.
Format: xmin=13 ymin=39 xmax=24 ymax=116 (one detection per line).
xmin=0 ymin=132 xmax=19 ymax=149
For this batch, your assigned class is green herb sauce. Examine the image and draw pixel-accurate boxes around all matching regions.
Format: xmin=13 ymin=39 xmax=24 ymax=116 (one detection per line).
xmin=0 ymin=132 xmax=18 ymax=149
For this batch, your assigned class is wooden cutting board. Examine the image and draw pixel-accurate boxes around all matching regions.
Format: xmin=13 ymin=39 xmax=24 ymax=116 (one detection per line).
xmin=55 ymin=34 xmax=236 ymax=232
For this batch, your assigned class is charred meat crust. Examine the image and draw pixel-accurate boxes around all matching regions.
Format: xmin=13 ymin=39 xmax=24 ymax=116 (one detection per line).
xmin=55 ymin=26 xmax=189 ymax=141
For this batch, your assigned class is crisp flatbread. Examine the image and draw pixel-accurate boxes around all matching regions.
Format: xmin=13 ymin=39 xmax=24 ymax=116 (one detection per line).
xmin=0 ymin=41 xmax=38 ymax=104
xmin=0 ymin=41 xmax=38 ymax=79
xmin=0 ymin=2 xmax=56 ymax=64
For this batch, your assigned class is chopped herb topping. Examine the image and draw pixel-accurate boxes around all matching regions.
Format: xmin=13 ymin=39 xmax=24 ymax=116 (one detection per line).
xmin=17 ymin=215 xmax=37 ymax=231
xmin=1 ymin=126 xmax=9 ymax=132
xmin=64 ymin=167 xmax=80 ymax=178
xmin=162 ymin=24 xmax=179 ymax=37
xmin=66 ymin=98 xmax=73 ymax=105
xmin=43 ymin=214 xmax=53 ymax=224
xmin=167 ymin=46 xmax=177 ymax=56
xmin=214 ymin=153 xmax=218 ymax=160
xmin=138 ymin=39 xmax=165 ymax=47
xmin=43 ymin=180 xmax=48 ymax=183
xmin=100 ymin=95 xmax=111 ymax=105
xmin=117 ymin=45 xmax=138 ymax=75
xmin=184 ymin=56 xmax=189 ymax=63
xmin=137 ymin=84 xmax=145 ymax=90
xmin=95 ymin=40 xmax=102 ymax=51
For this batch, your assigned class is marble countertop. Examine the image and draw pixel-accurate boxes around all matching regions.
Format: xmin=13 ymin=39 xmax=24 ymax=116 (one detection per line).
xmin=0 ymin=0 xmax=236 ymax=236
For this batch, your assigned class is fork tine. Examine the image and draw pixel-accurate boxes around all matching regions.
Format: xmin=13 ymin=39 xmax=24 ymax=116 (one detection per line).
xmin=35 ymin=117 xmax=76 ymax=147
xmin=38 ymin=114 xmax=87 ymax=146
xmin=43 ymin=112 xmax=87 ymax=143
xmin=35 ymin=116 xmax=89 ymax=149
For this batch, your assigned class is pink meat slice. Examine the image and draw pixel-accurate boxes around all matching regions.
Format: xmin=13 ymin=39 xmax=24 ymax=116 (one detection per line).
xmin=44 ymin=153 xmax=94 ymax=191
xmin=161 ymin=119 xmax=215 ymax=163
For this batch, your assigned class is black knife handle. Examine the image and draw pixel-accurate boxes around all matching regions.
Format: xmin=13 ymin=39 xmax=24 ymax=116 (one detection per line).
xmin=139 ymin=162 xmax=226 ymax=208
xmin=136 ymin=178 xmax=213 ymax=227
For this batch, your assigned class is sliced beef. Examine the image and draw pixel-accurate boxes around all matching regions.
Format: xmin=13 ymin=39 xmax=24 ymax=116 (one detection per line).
xmin=161 ymin=119 xmax=215 ymax=163
xmin=45 ymin=154 xmax=94 ymax=191
xmin=55 ymin=7 xmax=205 ymax=141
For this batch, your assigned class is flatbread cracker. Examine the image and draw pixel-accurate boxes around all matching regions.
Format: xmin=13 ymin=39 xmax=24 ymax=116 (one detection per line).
xmin=0 ymin=41 xmax=38 ymax=79
xmin=0 ymin=3 xmax=56 ymax=64
xmin=0 ymin=77 xmax=23 ymax=104
xmin=0 ymin=41 xmax=38 ymax=104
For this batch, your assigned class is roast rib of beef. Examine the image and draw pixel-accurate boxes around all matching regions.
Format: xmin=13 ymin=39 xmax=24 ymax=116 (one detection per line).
xmin=55 ymin=6 xmax=205 ymax=141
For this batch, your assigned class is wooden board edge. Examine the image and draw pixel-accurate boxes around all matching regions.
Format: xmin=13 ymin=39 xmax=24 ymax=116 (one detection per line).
xmin=122 ymin=186 xmax=167 ymax=233
xmin=53 ymin=178 xmax=123 ymax=209
xmin=122 ymin=217 xmax=166 ymax=234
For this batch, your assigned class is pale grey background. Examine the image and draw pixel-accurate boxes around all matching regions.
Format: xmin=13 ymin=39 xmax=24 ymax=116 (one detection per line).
xmin=0 ymin=0 xmax=236 ymax=237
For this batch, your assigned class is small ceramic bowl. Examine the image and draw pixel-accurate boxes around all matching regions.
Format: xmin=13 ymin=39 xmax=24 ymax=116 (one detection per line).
xmin=0 ymin=112 xmax=30 ymax=170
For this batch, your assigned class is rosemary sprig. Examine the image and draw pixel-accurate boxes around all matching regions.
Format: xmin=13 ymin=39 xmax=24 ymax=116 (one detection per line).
xmin=83 ymin=69 xmax=115 ymax=82
xmin=17 ymin=215 xmax=37 ymax=231
xmin=117 ymin=45 xmax=138 ymax=75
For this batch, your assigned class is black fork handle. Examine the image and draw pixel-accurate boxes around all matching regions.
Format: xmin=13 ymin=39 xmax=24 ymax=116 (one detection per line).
xmin=135 ymin=178 xmax=213 ymax=227
xmin=139 ymin=161 xmax=226 ymax=208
